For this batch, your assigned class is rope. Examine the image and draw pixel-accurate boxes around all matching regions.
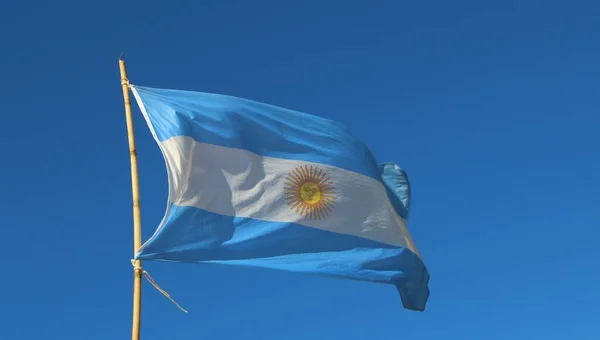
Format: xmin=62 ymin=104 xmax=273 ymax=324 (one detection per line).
xmin=131 ymin=259 xmax=188 ymax=313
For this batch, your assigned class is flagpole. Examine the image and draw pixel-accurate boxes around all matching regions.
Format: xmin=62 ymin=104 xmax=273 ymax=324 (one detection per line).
xmin=119 ymin=55 xmax=143 ymax=340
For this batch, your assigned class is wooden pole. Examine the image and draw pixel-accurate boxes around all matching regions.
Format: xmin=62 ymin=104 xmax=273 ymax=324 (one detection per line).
xmin=119 ymin=55 xmax=143 ymax=340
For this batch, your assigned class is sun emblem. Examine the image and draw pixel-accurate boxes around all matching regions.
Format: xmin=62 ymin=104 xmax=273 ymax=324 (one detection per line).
xmin=284 ymin=165 xmax=336 ymax=220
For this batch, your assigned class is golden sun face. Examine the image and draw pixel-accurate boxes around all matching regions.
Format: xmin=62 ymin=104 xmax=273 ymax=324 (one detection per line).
xmin=284 ymin=165 xmax=336 ymax=220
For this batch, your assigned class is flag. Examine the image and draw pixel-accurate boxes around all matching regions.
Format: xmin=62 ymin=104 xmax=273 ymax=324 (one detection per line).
xmin=130 ymin=85 xmax=430 ymax=311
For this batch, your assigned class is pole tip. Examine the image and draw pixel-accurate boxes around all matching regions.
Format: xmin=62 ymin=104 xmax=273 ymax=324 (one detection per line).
xmin=119 ymin=52 xmax=125 ymax=61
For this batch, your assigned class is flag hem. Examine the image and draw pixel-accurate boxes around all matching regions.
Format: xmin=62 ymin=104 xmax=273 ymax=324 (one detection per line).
xmin=130 ymin=84 xmax=174 ymax=255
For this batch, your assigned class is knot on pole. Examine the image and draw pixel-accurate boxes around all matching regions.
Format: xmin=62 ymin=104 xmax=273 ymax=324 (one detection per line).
xmin=132 ymin=260 xmax=143 ymax=275
xmin=130 ymin=259 xmax=188 ymax=314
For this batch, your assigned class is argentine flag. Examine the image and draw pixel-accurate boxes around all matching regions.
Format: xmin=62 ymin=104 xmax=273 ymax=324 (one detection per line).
xmin=130 ymin=85 xmax=430 ymax=311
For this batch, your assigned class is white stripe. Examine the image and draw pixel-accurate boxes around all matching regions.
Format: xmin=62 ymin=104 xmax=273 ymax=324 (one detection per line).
xmin=159 ymin=136 xmax=419 ymax=251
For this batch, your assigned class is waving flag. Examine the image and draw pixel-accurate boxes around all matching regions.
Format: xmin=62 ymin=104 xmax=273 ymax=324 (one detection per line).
xmin=130 ymin=85 xmax=429 ymax=311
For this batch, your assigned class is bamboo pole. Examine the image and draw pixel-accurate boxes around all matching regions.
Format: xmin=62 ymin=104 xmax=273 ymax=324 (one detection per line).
xmin=119 ymin=55 xmax=143 ymax=340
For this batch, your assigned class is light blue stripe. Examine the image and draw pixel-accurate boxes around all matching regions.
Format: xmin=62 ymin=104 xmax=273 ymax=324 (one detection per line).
xmin=379 ymin=162 xmax=411 ymax=219
xmin=133 ymin=85 xmax=382 ymax=179
xmin=136 ymin=204 xmax=429 ymax=311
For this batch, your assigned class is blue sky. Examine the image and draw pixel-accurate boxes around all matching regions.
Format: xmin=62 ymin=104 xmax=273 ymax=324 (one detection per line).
xmin=1 ymin=0 xmax=599 ymax=339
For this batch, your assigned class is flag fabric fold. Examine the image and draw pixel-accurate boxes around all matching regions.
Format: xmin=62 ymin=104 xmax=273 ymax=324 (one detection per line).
xmin=130 ymin=85 xmax=430 ymax=311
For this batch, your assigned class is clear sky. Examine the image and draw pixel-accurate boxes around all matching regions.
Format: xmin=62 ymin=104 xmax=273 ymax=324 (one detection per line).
xmin=1 ymin=1 xmax=599 ymax=339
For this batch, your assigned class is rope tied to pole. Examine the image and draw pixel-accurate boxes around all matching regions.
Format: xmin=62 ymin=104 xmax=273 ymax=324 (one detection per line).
xmin=130 ymin=259 xmax=188 ymax=314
